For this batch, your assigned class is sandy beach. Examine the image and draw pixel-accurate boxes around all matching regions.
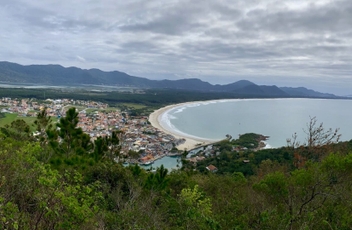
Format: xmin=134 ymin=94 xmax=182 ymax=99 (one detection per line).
xmin=148 ymin=102 xmax=216 ymax=151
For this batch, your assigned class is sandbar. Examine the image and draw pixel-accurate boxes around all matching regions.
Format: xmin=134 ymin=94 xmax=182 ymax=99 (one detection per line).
xmin=148 ymin=102 xmax=218 ymax=151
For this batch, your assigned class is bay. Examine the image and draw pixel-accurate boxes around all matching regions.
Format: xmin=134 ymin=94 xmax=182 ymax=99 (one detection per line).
xmin=162 ymin=98 xmax=352 ymax=148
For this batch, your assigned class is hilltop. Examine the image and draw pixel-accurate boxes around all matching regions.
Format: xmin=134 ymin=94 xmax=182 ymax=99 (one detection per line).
xmin=0 ymin=61 xmax=338 ymax=98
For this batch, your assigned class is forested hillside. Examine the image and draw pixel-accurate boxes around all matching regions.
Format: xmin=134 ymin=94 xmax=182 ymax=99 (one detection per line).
xmin=1 ymin=109 xmax=352 ymax=229
xmin=0 ymin=61 xmax=338 ymax=98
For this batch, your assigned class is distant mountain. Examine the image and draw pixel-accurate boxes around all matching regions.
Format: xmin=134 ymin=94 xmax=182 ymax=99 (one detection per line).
xmin=0 ymin=61 xmax=153 ymax=86
xmin=215 ymin=80 xmax=256 ymax=91
xmin=0 ymin=61 xmax=338 ymax=98
xmin=280 ymin=87 xmax=337 ymax=98
xmin=156 ymin=78 xmax=214 ymax=91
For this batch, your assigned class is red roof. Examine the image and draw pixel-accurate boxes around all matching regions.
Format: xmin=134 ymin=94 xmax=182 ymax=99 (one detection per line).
xmin=206 ymin=164 xmax=218 ymax=171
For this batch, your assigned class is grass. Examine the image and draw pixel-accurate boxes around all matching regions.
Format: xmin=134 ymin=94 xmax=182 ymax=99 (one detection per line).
xmin=121 ymin=103 xmax=147 ymax=109
xmin=0 ymin=113 xmax=58 ymax=131
xmin=0 ymin=113 xmax=37 ymax=129
xmin=85 ymin=109 xmax=97 ymax=114
xmin=64 ymin=105 xmax=86 ymax=111
xmin=102 ymin=107 xmax=120 ymax=112
xmin=0 ymin=113 xmax=19 ymax=127
xmin=75 ymin=106 xmax=87 ymax=111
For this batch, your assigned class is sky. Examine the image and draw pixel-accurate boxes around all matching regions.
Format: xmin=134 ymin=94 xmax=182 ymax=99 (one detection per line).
xmin=1 ymin=0 xmax=352 ymax=95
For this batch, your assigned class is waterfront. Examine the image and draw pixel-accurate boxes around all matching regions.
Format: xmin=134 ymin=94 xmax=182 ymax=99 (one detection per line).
xmin=0 ymin=97 xmax=185 ymax=170
xmin=124 ymin=156 xmax=181 ymax=171
xmin=4 ymin=97 xmax=352 ymax=171
xmin=142 ymin=156 xmax=181 ymax=171
xmin=153 ymin=98 xmax=352 ymax=148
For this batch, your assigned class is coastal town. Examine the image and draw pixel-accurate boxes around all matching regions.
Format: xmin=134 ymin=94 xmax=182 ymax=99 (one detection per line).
xmin=0 ymin=97 xmax=269 ymax=171
xmin=0 ymin=97 xmax=186 ymax=165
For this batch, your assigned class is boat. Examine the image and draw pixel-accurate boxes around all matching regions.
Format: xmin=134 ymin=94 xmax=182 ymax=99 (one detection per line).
xmin=141 ymin=161 xmax=154 ymax=166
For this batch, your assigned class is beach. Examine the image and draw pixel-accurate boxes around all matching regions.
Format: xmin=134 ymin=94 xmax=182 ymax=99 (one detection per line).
xmin=149 ymin=102 xmax=217 ymax=151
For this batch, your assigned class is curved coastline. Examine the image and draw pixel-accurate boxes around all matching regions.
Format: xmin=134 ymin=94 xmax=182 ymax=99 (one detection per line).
xmin=149 ymin=101 xmax=219 ymax=150
xmin=148 ymin=98 xmax=351 ymax=152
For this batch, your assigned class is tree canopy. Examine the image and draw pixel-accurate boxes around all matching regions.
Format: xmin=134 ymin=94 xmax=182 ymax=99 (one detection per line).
xmin=1 ymin=111 xmax=352 ymax=229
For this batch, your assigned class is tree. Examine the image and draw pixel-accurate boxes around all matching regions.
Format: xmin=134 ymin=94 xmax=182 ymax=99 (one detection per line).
xmin=253 ymin=153 xmax=352 ymax=229
xmin=93 ymin=137 xmax=108 ymax=161
xmin=34 ymin=107 xmax=52 ymax=134
xmin=0 ymin=119 xmax=32 ymax=141
xmin=33 ymin=107 xmax=53 ymax=145
xmin=287 ymin=116 xmax=341 ymax=149
xmin=104 ymin=131 xmax=121 ymax=161
xmin=93 ymin=131 xmax=121 ymax=162
xmin=176 ymin=185 xmax=219 ymax=229
xmin=145 ymin=165 xmax=169 ymax=191
xmin=50 ymin=107 xmax=92 ymax=156
xmin=287 ymin=116 xmax=341 ymax=166
xmin=304 ymin=116 xmax=341 ymax=148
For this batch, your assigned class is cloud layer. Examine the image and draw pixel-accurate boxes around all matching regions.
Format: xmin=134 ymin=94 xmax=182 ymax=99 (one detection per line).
xmin=1 ymin=0 xmax=352 ymax=94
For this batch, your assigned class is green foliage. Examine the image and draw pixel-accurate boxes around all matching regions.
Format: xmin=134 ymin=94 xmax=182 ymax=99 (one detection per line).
xmin=253 ymin=172 xmax=289 ymax=204
xmin=93 ymin=131 xmax=120 ymax=161
xmin=179 ymin=185 xmax=212 ymax=215
xmin=0 ymin=119 xmax=33 ymax=141
xmin=192 ymin=141 xmax=294 ymax=176
xmin=232 ymin=133 xmax=264 ymax=149
xmin=52 ymin=107 xmax=92 ymax=156
xmin=176 ymin=185 xmax=219 ymax=230
xmin=0 ymin=200 xmax=21 ymax=230
xmin=144 ymin=165 xmax=169 ymax=191
xmin=0 ymin=87 xmax=285 ymax=110
xmin=1 ymin=109 xmax=352 ymax=229
xmin=0 ymin=138 xmax=101 ymax=229
xmin=33 ymin=108 xmax=56 ymax=150
xmin=127 ymin=149 xmax=139 ymax=159
xmin=33 ymin=107 xmax=52 ymax=133
xmin=0 ymin=113 xmax=38 ymax=131
xmin=250 ymin=153 xmax=352 ymax=229
xmin=232 ymin=172 xmax=247 ymax=184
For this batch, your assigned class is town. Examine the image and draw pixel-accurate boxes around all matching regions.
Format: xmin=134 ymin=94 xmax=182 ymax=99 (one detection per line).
xmin=0 ymin=97 xmax=186 ymax=165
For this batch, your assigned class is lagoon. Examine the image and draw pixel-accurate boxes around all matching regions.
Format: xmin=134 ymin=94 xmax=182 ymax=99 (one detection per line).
xmin=125 ymin=156 xmax=182 ymax=172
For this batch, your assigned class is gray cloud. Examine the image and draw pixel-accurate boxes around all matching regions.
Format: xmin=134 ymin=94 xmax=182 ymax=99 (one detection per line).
xmin=1 ymin=0 xmax=352 ymax=95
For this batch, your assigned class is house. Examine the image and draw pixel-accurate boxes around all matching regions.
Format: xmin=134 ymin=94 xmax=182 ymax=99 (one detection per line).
xmin=206 ymin=164 xmax=218 ymax=173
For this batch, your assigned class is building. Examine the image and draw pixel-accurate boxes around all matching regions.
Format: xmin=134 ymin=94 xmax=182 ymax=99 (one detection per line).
xmin=206 ymin=164 xmax=218 ymax=173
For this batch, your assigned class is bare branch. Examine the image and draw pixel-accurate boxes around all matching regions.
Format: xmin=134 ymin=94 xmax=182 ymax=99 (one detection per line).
xmin=303 ymin=116 xmax=341 ymax=147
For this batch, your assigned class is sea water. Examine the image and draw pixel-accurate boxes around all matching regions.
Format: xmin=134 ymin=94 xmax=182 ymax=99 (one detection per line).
xmin=140 ymin=156 xmax=181 ymax=171
xmin=160 ymin=98 xmax=352 ymax=148
xmin=125 ymin=156 xmax=181 ymax=172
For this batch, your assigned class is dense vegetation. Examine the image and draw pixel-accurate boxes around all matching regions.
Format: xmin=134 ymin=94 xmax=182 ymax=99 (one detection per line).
xmin=1 ymin=107 xmax=352 ymax=229
xmin=0 ymin=87 xmax=314 ymax=117
xmin=231 ymin=133 xmax=267 ymax=149
xmin=0 ymin=61 xmax=340 ymax=98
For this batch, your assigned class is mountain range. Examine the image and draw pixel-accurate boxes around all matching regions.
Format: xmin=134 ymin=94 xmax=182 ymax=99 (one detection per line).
xmin=0 ymin=61 xmax=337 ymax=98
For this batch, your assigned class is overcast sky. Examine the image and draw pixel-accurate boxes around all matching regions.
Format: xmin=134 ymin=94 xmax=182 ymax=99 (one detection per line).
xmin=1 ymin=0 xmax=352 ymax=95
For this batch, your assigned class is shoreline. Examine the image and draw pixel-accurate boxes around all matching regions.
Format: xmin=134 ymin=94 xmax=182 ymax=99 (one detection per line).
xmin=149 ymin=102 xmax=219 ymax=151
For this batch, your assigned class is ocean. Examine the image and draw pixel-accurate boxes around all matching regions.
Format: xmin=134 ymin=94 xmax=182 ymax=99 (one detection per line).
xmin=159 ymin=98 xmax=352 ymax=148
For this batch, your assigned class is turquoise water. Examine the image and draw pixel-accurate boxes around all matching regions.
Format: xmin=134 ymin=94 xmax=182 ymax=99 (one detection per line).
xmin=125 ymin=156 xmax=181 ymax=172
xmin=141 ymin=156 xmax=181 ymax=171
xmin=159 ymin=98 xmax=352 ymax=148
